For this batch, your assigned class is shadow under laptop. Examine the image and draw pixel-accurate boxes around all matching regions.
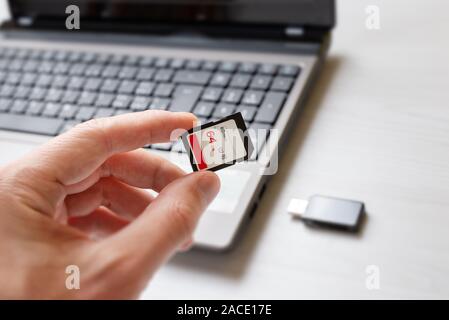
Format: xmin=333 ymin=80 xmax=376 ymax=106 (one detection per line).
xmin=166 ymin=56 xmax=344 ymax=280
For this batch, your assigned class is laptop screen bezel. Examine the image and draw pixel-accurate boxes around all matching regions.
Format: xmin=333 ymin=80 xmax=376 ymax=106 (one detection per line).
xmin=7 ymin=0 xmax=335 ymax=36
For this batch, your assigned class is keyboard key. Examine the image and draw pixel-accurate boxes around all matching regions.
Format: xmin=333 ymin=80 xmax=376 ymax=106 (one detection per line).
xmin=279 ymin=65 xmax=300 ymax=77
xmin=13 ymin=86 xmax=31 ymax=99
xmin=239 ymin=62 xmax=258 ymax=74
xmin=118 ymin=66 xmax=138 ymax=79
xmin=124 ymin=55 xmax=140 ymax=66
xmin=154 ymin=57 xmax=170 ymax=68
xmin=117 ymin=80 xmax=138 ymax=94
xmin=0 ymin=59 xmax=8 ymax=70
xmin=229 ymin=74 xmax=251 ymax=88
xmin=3 ymin=48 xmax=18 ymax=58
xmin=271 ymin=76 xmax=294 ymax=92
xmin=154 ymin=69 xmax=174 ymax=82
xmin=139 ymin=56 xmax=154 ymax=67
xmin=169 ymin=85 xmax=203 ymax=112
xmin=218 ymin=61 xmax=238 ymax=73
xmin=210 ymin=73 xmax=231 ymax=87
xmin=201 ymin=87 xmax=223 ymax=102
xmin=20 ymin=73 xmax=38 ymax=86
xmin=94 ymin=108 xmax=115 ymax=118
xmin=84 ymin=78 xmax=103 ymax=91
xmin=242 ymin=90 xmax=265 ymax=106
xmin=108 ymin=54 xmax=125 ymax=65
xmin=102 ymin=65 xmax=120 ymax=78
xmin=0 ymin=84 xmax=15 ymax=98
xmin=81 ymin=52 xmax=97 ymax=64
xmin=254 ymin=92 xmax=286 ymax=124
xmin=38 ymin=61 xmax=55 ymax=73
xmin=78 ymin=91 xmax=98 ymax=105
xmin=136 ymin=68 xmax=155 ymax=81
xmin=36 ymin=74 xmax=53 ymax=87
xmin=28 ymin=49 xmax=43 ymax=60
xmin=41 ymin=50 xmax=55 ymax=60
xmin=22 ymin=60 xmax=39 ymax=72
xmin=69 ymin=63 xmax=87 ymax=76
xmin=150 ymin=98 xmax=170 ymax=110
xmin=29 ymin=87 xmax=47 ymax=101
xmin=193 ymin=102 xmax=215 ymax=118
xmin=6 ymin=72 xmax=21 ymax=85
xmin=52 ymin=75 xmax=70 ymax=88
xmin=26 ymin=101 xmax=45 ymax=115
xmin=58 ymin=104 xmax=78 ymax=119
xmin=0 ymin=113 xmax=63 ymax=136
xmin=135 ymin=81 xmax=155 ymax=96
xmin=221 ymin=88 xmax=243 ymax=104
xmin=213 ymin=103 xmax=236 ymax=118
xmin=9 ymin=59 xmax=24 ymax=72
xmin=10 ymin=99 xmax=28 ymax=114
xmin=68 ymin=51 xmax=83 ymax=63
xmin=54 ymin=62 xmax=70 ymax=74
xmin=95 ymin=93 xmax=115 ymax=107
xmin=42 ymin=102 xmax=62 ymax=117
xmin=54 ymin=51 xmax=69 ymax=62
xmin=95 ymin=54 xmax=111 ymax=65
xmin=130 ymin=96 xmax=151 ymax=111
xmin=76 ymin=106 xmax=96 ymax=121
xmin=170 ymin=58 xmax=185 ymax=69
xmin=258 ymin=63 xmax=277 ymax=75
xmin=202 ymin=60 xmax=218 ymax=71
xmin=67 ymin=77 xmax=85 ymax=90
xmin=45 ymin=88 xmax=64 ymax=102
xmin=0 ymin=98 xmax=12 ymax=111
xmin=85 ymin=64 xmax=104 ymax=77
xmin=112 ymin=95 xmax=133 ymax=109
xmin=154 ymin=83 xmax=174 ymax=97
xmin=185 ymin=59 xmax=202 ymax=70
xmin=173 ymin=70 xmax=211 ymax=86
xmin=250 ymin=75 xmax=272 ymax=90
xmin=15 ymin=49 xmax=30 ymax=60
xmin=237 ymin=105 xmax=257 ymax=122
xmin=100 ymin=79 xmax=120 ymax=93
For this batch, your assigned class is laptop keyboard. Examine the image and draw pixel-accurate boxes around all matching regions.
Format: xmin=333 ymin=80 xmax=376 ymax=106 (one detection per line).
xmin=0 ymin=46 xmax=300 ymax=156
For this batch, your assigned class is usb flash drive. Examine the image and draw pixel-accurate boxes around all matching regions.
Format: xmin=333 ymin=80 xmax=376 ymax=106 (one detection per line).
xmin=288 ymin=195 xmax=365 ymax=232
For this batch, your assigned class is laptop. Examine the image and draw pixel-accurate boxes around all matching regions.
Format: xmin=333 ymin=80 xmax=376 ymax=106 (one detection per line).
xmin=0 ymin=0 xmax=335 ymax=250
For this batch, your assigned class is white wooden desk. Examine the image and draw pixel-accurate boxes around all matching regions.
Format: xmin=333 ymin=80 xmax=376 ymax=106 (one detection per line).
xmin=1 ymin=0 xmax=449 ymax=299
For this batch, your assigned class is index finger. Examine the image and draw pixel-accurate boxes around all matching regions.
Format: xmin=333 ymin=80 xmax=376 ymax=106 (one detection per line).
xmin=30 ymin=110 xmax=196 ymax=185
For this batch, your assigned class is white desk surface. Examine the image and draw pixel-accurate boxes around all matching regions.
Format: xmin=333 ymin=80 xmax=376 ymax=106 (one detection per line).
xmin=1 ymin=0 xmax=449 ymax=299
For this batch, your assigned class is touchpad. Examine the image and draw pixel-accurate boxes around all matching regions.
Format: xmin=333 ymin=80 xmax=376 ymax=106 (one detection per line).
xmin=0 ymin=138 xmax=40 ymax=166
xmin=166 ymin=152 xmax=251 ymax=214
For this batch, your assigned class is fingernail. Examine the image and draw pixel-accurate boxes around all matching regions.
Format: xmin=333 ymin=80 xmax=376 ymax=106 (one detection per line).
xmin=197 ymin=171 xmax=220 ymax=203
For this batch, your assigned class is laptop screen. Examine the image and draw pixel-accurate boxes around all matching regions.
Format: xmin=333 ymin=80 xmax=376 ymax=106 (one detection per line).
xmin=8 ymin=0 xmax=335 ymax=30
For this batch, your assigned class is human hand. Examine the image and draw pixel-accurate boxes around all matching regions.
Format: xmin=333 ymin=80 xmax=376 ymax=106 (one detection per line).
xmin=0 ymin=110 xmax=220 ymax=299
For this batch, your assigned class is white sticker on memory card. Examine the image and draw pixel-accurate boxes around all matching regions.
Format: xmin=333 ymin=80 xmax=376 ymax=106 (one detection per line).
xmin=181 ymin=113 xmax=253 ymax=172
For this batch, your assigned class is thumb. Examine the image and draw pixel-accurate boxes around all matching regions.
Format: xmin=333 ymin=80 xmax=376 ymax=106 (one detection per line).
xmin=103 ymin=170 xmax=220 ymax=270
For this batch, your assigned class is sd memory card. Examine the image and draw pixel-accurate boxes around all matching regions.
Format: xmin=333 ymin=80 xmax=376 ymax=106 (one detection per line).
xmin=180 ymin=112 xmax=254 ymax=172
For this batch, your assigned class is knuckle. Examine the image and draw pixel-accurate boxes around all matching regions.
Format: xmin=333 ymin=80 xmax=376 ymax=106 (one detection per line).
xmin=75 ymin=118 xmax=112 ymax=154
